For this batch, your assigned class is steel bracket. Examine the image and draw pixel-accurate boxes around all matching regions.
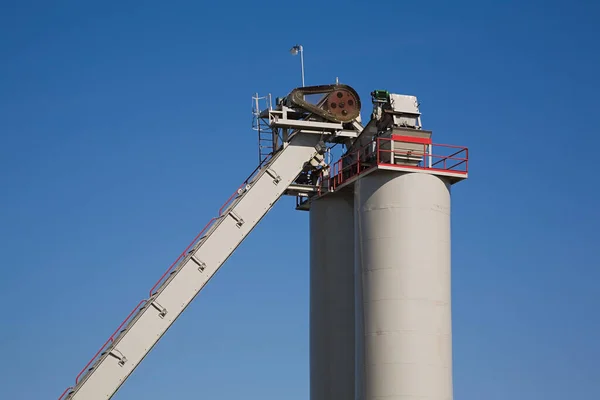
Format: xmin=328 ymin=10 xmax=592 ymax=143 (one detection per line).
xmin=228 ymin=210 xmax=245 ymax=228
xmin=266 ymin=168 xmax=281 ymax=184
xmin=150 ymin=301 xmax=168 ymax=318
xmin=190 ymin=255 xmax=206 ymax=272
xmin=108 ymin=349 xmax=127 ymax=367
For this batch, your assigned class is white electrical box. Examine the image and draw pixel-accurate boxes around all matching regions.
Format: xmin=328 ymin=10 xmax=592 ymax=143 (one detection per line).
xmin=389 ymin=94 xmax=421 ymax=128
xmin=389 ymin=94 xmax=420 ymax=115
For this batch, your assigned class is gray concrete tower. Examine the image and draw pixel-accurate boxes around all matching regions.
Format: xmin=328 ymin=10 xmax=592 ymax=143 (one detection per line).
xmin=309 ymin=192 xmax=355 ymax=400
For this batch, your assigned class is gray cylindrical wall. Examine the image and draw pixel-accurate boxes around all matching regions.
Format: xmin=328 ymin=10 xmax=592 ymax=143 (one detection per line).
xmin=310 ymin=192 xmax=355 ymax=400
xmin=355 ymin=171 xmax=453 ymax=400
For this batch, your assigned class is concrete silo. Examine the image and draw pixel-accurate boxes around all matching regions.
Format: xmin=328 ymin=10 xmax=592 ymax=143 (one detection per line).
xmin=309 ymin=90 xmax=467 ymax=400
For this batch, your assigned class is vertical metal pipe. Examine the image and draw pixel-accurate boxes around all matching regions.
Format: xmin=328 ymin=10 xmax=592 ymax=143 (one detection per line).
xmin=355 ymin=171 xmax=453 ymax=400
xmin=310 ymin=192 xmax=355 ymax=400
xmin=300 ymin=46 xmax=305 ymax=87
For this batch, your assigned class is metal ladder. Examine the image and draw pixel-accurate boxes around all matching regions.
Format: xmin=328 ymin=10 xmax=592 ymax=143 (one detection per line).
xmin=252 ymin=93 xmax=277 ymax=164
xmin=59 ymin=132 xmax=324 ymax=400
xmin=258 ymin=124 xmax=275 ymax=163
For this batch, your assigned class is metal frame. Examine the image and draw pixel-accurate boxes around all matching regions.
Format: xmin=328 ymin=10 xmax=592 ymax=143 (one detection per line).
xmin=252 ymin=97 xmax=364 ymax=204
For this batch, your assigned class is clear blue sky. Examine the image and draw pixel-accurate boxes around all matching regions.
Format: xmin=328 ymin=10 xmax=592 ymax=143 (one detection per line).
xmin=1 ymin=1 xmax=599 ymax=399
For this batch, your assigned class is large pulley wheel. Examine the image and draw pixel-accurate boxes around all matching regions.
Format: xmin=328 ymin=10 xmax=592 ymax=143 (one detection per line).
xmin=323 ymin=89 xmax=359 ymax=121
xmin=288 ymin=84 xmax=361 ymax=123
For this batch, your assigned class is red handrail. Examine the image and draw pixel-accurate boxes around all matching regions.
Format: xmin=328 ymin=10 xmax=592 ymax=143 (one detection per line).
xmin=148 ymin=217 xmax=216 ymax=297
xmin=219 ymin=183 xmax=245 ymax=215
xmin=75 ymin=299 xmax=147 ymax=384
xmin=329 ymin=137 xmax=468 ymax=190
xmin=58 ymin=387 xmax=73 ymax=400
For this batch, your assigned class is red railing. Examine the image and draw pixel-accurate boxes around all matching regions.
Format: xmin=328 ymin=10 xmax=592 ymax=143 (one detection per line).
xmin=75 ymin=300 xmax=147 ymax=384
xmin=58 ymin=159 xmax=270 ymax=399
xmin=58 ymin=387 xmax=73 ymax=400
xmin=329 ymin=136 xmax=468 ymax=190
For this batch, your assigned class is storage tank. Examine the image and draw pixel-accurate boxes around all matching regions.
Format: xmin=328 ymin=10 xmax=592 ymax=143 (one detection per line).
xmin=309 ymin=192 xmax=355 ymax=400
xmin=355 ymin=171 xmax=453 ymax=400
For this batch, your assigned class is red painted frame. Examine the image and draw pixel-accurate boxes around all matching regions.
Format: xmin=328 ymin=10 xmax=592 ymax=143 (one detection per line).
xmin=329 ymin=136 xmax=468 ymax=190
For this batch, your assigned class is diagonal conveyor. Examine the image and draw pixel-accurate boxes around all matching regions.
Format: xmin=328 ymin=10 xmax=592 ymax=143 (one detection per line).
xmin=62 ymin=132 xmax=325 ymax=400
